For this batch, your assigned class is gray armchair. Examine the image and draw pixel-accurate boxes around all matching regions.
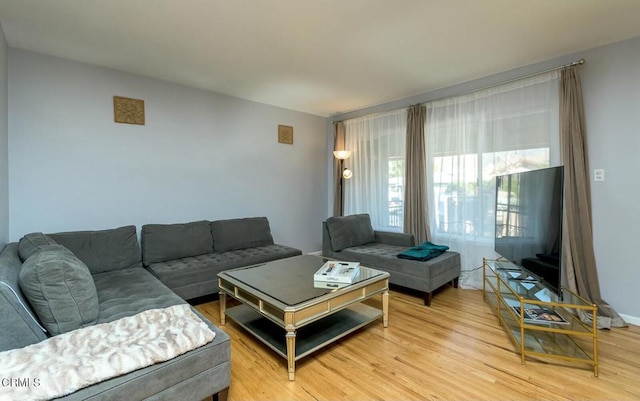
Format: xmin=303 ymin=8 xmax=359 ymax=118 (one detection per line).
xmin=322 ymin=214 xmax=460 ymax=306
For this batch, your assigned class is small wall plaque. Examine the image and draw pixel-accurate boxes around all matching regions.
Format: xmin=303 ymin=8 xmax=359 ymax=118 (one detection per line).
xmin=114 ymin=96 xmax=145 ymax=125
xmin=278 ymin=125 xmax=293 ymax=145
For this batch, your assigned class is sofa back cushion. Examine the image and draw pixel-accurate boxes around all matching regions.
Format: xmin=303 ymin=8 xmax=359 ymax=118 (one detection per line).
xmin=141 ymin=220 xmax=213 ymax=265
xmin=18 ymin=232 xmax=58 ymax=262
xmin=48 ymin=225 xmax=142 ymax=274
xmin=19 ymin=245 xmax=99 ymax=335
xmin=0 ymin=243 xmax=48 ymax=351
xmin=325 ymin=213 xmax=375 ymax=251
xmin=211 ymin=217 xmax=274 ymax=252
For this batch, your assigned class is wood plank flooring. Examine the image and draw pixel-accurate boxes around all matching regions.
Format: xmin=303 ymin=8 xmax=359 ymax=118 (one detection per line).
xmin=195 ymin=286 xmax=640 ymax=401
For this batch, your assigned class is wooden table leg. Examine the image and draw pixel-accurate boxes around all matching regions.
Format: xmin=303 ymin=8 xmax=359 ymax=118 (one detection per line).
xmin=219 ymin=292 xmax=227 ymax=325
xmin=286 ymin=330 xmax=296 ymax=381
xmin=382 ymin=290 xmax=389 ymax=327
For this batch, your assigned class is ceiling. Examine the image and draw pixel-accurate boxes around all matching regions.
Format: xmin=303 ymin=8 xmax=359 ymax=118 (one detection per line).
xmin=1 ymin=0 xmax=640 ymax=117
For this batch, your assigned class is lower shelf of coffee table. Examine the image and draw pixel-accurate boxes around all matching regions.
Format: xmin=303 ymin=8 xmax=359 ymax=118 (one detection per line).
xmin=225 ymin=302 xmax=382 ymax=361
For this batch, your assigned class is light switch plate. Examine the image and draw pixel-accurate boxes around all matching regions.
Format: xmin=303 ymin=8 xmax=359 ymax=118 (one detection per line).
xmin=594 ymin=169 xmax=605 ymax=181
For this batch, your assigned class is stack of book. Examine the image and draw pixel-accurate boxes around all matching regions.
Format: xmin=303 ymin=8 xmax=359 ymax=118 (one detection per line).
xmin=314 ymin=261 xmax=360 ymax=286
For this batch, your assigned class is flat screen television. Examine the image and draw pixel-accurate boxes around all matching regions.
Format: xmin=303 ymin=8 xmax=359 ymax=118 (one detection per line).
xmin=494 ymin=166 xmax=564 ymax=298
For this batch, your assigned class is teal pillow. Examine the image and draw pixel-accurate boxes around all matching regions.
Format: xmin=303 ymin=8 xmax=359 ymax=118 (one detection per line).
xmin=19 ymin=245 xmax=99 ymax=335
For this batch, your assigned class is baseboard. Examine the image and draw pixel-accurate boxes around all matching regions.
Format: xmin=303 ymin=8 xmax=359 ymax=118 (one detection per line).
xmin=307 ymin=251 xmax=322 ymax=256
xmin=620 ymin=313 xmax=640 ymax=327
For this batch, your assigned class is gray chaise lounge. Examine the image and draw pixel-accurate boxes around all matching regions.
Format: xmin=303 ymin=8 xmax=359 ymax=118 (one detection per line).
xmin=322 ymin=214 xmax=461 ymax=306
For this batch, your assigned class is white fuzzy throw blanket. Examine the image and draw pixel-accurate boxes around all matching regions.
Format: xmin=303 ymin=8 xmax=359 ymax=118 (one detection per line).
xmin=0 ymin=304 xmax=215 ymax=401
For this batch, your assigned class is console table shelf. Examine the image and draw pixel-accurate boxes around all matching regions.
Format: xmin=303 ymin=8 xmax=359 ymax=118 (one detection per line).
xmin=482 ymin=258 xmax=598 ymax=376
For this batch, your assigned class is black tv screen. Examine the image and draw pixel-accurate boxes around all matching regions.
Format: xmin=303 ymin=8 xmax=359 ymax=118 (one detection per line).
xmin=494 ymin=166 xmax=564 ymax=296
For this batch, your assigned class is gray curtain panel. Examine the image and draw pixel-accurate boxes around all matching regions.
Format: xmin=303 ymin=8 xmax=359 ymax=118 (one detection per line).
xmin=559 ymin=66 xmax=626 ymax=329
xmin=333 ymin=121 xmax=346 ymax=217
xmin=403 ymin=104 xmax=430 ymax=244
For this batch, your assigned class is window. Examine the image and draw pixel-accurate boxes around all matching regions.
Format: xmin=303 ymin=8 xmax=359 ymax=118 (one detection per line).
xmin=426 ymin=72 xmax=560 ymax=288
xmin=433 ymin=148 xmax=550 ymax=237
xmin=343 ymin=109 xmax=407 ymax=231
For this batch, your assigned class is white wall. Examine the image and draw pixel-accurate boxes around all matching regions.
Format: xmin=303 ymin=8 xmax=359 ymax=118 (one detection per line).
xmin=579 ymin=37 xmax=640 ymax=324
xmin=0 ymin=25 xmax=8 ymax=247
xmin=8 ymin=49 xmax=328 ymax=253
xmin=330 ymin=36 xmax=640 ymax=323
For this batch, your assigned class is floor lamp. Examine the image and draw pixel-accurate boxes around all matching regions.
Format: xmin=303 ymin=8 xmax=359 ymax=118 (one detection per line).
xmin=333 ymin=150 xmax=352 ymax=216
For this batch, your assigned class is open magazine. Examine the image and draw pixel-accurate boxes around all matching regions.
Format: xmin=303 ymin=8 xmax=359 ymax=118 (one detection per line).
xmin=511 ymin=305 xmax=569 ymax=325
xmin=505 ymin=298 xmax=569 ymax=325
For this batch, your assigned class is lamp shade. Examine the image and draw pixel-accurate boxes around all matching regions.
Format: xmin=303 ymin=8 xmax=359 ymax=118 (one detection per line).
xmin=333 ymin=150 xmax=352 ymax=160
xmin=342 ymin=168 xmax=353 ymax=179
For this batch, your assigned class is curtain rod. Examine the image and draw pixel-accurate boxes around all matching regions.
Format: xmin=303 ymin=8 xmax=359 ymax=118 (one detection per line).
xmin=333 ymin=58 xmax=585 ymax=124
xmin=460 ymin=58 xmax=585 ymax=97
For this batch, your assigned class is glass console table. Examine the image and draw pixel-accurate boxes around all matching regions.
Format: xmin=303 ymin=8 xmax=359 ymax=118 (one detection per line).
xmin=482 ymin=258 xmax=598 ymax=376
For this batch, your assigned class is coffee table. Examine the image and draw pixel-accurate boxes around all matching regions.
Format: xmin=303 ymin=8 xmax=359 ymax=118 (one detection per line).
xmin=218 ymin=255 xmax=389 ymax=380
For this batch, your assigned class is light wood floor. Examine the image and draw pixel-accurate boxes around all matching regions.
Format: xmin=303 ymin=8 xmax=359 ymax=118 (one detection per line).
xmin=195 ymin=286 xmax=640 ymax=401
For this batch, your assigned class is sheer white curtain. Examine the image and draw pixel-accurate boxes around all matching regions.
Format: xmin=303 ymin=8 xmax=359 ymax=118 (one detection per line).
xmin=425 ymin=72 xmax=560 ymax=288
xmin=344 ymin=109 xmax=407 ymax=231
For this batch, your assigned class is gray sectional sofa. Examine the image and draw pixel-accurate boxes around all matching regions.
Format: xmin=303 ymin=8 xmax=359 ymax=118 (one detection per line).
xmin=141 ymin=217 xmax=302 ymax=300
xmin=322 ymin=214 xmax=461 ymax=306
xmin=0 ymin=217 xmax=301 ymax=400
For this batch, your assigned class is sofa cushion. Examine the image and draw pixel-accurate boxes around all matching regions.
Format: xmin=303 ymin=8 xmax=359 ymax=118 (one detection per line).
xmin=141 ymin=220 xmax=214 ymax=265
xmin=18 ymin=232 xmax=58 ymax=262
xmin=325 ymin=214 xmax=375 ymax=251
xmin=92 ymin=267 xmax=185 ymax=324
xmin=147 ymin=244 xmax=303 ymax=299
xmin=211 ymin=217 xmax=274 ymax=252
xmin=19 ymin=245 xmax=99 ymax=335
xmin=48 ymin=225 xmax=142 ymax=274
